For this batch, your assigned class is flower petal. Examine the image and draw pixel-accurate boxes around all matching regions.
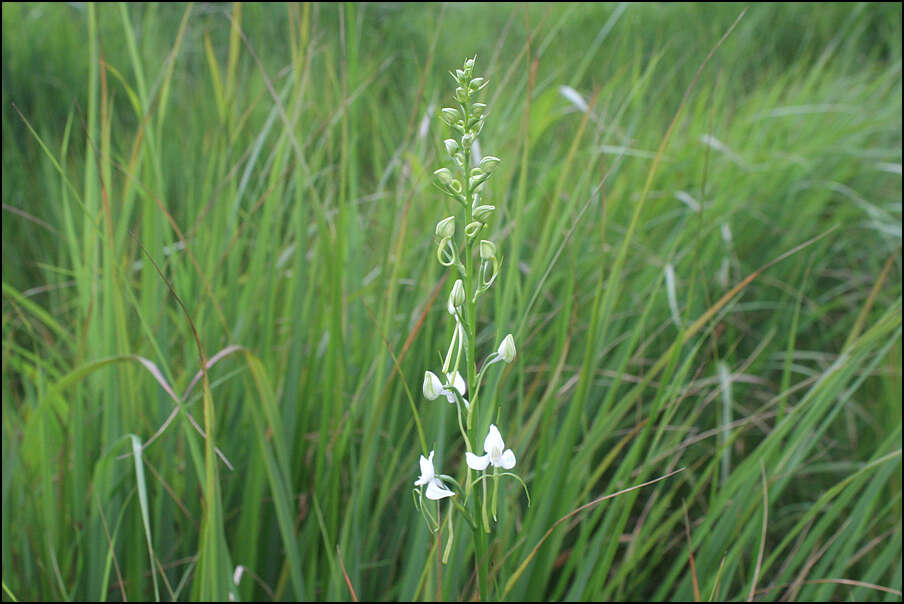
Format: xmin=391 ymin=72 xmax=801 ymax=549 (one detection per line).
xmin=484 ymin=424 xmax=504 ymax=455
xmin=451 ymin=371 xmax=466 ymax=395
xmin=415 ymin=451 xmax=435 ymax=485
xmin=426 ymin=479 xmax=455 ymax=500
xmin=499 ymin=448 xmax=516 ymax=469
xmin=466 ymin=452 xmax=490 ymax=471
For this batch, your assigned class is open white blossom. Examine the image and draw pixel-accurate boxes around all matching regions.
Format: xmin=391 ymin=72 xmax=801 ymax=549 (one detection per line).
xmin=414 ymin=450 xmax=455 ymax=500
xmin=466 ymin=424 xmax=516 ymax=471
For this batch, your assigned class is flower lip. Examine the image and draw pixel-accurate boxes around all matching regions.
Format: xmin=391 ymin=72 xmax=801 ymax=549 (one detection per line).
xmin=415 ymin=450 xmax=454 ymax=499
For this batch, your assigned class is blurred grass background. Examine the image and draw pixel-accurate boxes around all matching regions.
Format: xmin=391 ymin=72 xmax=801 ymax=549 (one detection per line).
xmin=2 ymin=2 xmax=901 ymax=601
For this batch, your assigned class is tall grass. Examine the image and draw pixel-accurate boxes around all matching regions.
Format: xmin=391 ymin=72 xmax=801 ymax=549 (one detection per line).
xmin=2 ymin=3 xmax=901 ymax=601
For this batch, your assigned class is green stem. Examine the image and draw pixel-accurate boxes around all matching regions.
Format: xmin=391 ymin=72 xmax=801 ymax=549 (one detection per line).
xmin=461 ymin=104 xmax=489 ymax=601
xmin=492 ymin=466 xmax=499 ymax=522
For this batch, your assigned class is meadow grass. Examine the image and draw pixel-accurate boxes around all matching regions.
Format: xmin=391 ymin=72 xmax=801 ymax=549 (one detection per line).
xmin=2 ymin=3 xmax=901 ymax=601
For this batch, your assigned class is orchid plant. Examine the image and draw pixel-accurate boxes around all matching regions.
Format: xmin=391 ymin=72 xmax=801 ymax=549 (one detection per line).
xmin=410 ymin=56 xmax=529 ymax=598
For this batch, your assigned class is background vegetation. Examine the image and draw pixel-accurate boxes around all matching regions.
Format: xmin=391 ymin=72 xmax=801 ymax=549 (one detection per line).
xmin=2 ymin=2 xmax=901 ymax=601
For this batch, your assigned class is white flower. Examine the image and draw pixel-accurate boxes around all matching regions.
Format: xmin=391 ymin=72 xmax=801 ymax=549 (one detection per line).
xmin=465 ymin=424 xmax=515 ymax=470
xmin=466 ymin=424 xmax=516 ymax=471
xmin=423 ymin=371 xmax=444 ymax=400
xmin=423 ymin=370 xmax=469 ymax=409
xmin=414 ymin=450 xmax=455 ymax=500
xmin=497 ymin=333 xmax=516 ymax=363
xmin=442 ymin=371 xmax=467 ymax=405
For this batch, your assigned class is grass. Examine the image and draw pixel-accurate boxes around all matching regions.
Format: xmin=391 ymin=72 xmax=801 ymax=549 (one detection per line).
xmin=2 ymin=2 xmax=901 ymax=601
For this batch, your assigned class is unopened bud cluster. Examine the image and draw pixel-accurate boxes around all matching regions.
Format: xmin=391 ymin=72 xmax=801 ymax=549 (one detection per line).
xmin=432 ymin=57 xmax=502 ymax=294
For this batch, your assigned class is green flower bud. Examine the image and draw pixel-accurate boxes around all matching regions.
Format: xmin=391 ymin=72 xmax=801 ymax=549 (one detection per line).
xmin=435 ymin=216 xmax=455 ymax=239
xmin=450 ymin=279 xmax=465 ymax=308
xmin=464 ymin=57 xmax=475 ymax=69
xmin=472 ymin=103 xmax=487 ymax=116
xmin=433 ymin=167 xmax=455 ymax=188
xmin=443 ymin=139 xmax=459 ymax=156
xmin=472 ymin=205 xmax=495 ymax=222
xmin=433 ymin=169 xmax=463 ymax=199
xmin=440 ymin=107 xmax=459 ymax=126
xmin=479 ymin=239 xmax=497 ymax=261
xmin=469 ymin=77 xmax=486 ymax=91
xmin=465 ymin=221 xmax=483 ymax=239
xmin=455 ymin=87 xmax=468 ymax=103
xmin=479 ymin=156 xmax=501 ymax=172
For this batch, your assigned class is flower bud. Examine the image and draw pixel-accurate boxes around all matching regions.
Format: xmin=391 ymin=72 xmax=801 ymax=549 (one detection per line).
xmin=455 ymin=87 xmax=468 ymax=103
xmin=450 ymin=279 xmax=466 ymax=308
xmin=435 ymin=216 xmax=455 ymax=239
xmin=443 ymin=139 xmax=459 ymax=156
xmin=455 ymin=69 xmax=465 ymax=81
xmin=479 ymin=239 xmax=497 ymax=261
xmin=479 ymin=156 xmax=501 ymax=173
xmin=449 ymin=279 xmax=465 ymax=308
xmin=423 ymin=371 xmax=444 ymax=400
xmin=433 ymin=168 xmax=457 ymax=191
xmin=440 ymin=107 xmax=459 ymax=126
xmin=472 ymin=204 xmax=495 ymax=222
xmin=464 ymin=57 xmax=475 ymax=69
xmin=469 ymin=77 xmax=486 ymax=91
xmin=497 ymin=334 xmax=516 ymax=363
xmin=472 ymin=103 xmax=487 ymax=116
xmin=465 ymin=221 xmax=483 ymax=239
